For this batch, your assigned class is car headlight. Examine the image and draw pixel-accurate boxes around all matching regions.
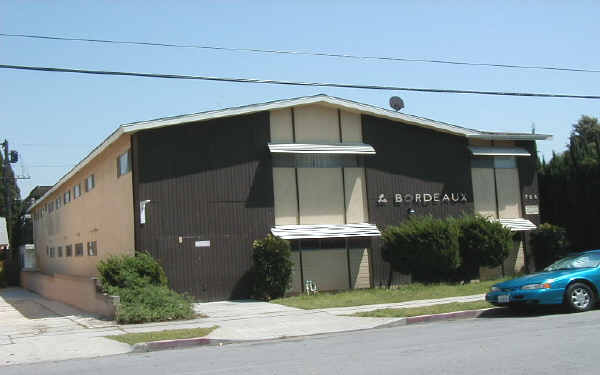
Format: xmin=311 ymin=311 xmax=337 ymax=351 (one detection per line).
xmin=490 ymin=286 xmax=500 ymax=292
xmin=521 ymin=283 xmax=551 ymax=290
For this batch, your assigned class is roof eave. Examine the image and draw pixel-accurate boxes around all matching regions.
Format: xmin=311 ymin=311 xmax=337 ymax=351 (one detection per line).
xmin=466 ymin=133 xmax=553 ymax=141
xmin=29 ymin=127 xmax=126 ymax=211
xmin=121 ymin=94 xmax=479 ymax=138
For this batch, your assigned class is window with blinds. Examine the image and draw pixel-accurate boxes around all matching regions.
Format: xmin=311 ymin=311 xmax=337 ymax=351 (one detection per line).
xmin=471 ymin=156 xmax=522 ymax=219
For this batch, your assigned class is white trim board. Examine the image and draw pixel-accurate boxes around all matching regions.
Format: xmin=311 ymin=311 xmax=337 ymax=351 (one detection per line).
xmin=271 ymin=223 xmax=381 ymax=240
xmin=268 ymin=143 xmax=376 ymax=155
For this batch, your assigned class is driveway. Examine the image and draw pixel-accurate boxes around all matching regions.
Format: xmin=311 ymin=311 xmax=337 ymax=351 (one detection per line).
xmin=0 ymin=287 xmax=128 ymax=366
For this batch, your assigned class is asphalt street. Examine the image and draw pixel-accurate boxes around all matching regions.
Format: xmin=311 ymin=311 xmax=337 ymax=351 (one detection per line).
xmin=5 ymin=308 xmax=600 ymax=375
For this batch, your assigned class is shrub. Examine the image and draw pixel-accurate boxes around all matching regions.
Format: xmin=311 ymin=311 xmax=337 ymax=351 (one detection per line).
xmin=530 ymin=223 xmax=571 ymax=271
xmin=252 ymin=234 xmax=293 ymax=300
xmin=98 ymin=252 xmax=193 ymax=324
xmin=456 ymin=216 xmax=513 ymax=281
xmin=97 ymin=252 xmax=167 ymax=290
xmin=382 ymin=215 xmax=461 ymax=282
xmin=112 ymin=285 xmax=194 ymax=324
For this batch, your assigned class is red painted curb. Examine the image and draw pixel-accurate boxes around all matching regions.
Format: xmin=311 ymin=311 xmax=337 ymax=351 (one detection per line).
xmin=405 ymin=308 xmax=494 ymax=325
xmin=133 ymin=338 xmax=233 ymax=352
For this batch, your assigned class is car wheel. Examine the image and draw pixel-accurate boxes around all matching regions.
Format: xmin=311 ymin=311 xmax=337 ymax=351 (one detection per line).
xmin=565 ymin=283 xmax=595 ymax=312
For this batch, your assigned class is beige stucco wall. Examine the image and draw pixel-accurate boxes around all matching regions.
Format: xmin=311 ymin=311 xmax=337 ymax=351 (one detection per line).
xmin=21 ymin=270 xmax=118 ymax=318
xmin=344 ymin=168 xmax=368 ymax=223
xmin=269 ymin=105 xmax=368 ymax=226
xmin=349 ymin=248 xmax=370 ymax=289
xmin=272 ymin=168 xmax=298 ymax=225
xmin=302 ymin=249 xmax=349 ymax=291
xmin=270 ymin=105 xmax=372 ymax=292
xmin=294 ymin=105 xmax=339 ymax=142
xmin=297 ymin=168 xmax=345 ymax=225
xmin=32 ymin=134 xmax=135 ymax=277
xmin=471 ymin=167 xmax=497 ymax=218
xmin=270 ymin=108 xmax=294 ymax=142
xmin=496 ymin=168 xmax=522 ymax=218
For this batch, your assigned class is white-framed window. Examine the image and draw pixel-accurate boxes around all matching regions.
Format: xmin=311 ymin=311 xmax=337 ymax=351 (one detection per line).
xmin=85 ymin=174 xmax=95 ymax=192
xmin=75 ymin=243 xmax=84 ymax=256
xmin=87 ymin=241 xmax=97 ymax=256
xmin=117 ymin=149 xmax=131 ymax=177
xmin=74 ymin=184 xmax=81 ymax=199
xmin=64 ymin=191 xmax=71 ymax=204
xmin=49 ymin=247 xmax=55 ymax=257
xmin=65 ymin=245 xmax=73 ymax=257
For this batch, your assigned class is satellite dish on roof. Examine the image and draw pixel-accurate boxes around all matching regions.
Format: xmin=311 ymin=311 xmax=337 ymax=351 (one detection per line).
xmin=389 ymin=96 xmax=404 ymax=111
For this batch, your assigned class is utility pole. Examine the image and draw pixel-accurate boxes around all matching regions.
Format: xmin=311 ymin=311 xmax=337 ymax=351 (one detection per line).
xmin=1 ymin=139 xmax=10 ymax=224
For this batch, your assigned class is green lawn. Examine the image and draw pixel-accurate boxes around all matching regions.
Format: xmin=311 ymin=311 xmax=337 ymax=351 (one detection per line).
xmin=352 ymin=301 xmax=494 ymax=318
xmin=106 ymin=326 xmax=218 ymax=345
xmin=272 ymin=278 xmax=505 ymax=310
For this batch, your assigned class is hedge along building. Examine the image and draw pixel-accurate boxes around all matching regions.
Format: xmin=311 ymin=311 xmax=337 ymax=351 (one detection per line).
xmin=28 ymin=94 xmax=551 ymax=301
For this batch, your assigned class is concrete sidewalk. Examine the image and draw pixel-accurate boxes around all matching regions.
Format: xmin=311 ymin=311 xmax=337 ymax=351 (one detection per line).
xmin=319 ymin=294 xmax=486 ymax=315
xmin=0 ymin=287 xmax=485 ymax=366
xmin=0 ymin=288 xmax=128 ymax=366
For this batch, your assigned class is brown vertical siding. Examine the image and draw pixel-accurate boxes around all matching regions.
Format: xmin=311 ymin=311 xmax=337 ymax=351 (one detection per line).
xmin=516 ymin=140 xmax=541 ymax=270
xmin=361 ymin=115 xmax=475 ymax=286
xmin=516 ymin=140 xmax=540 ymax=226
xmin=132 ymin=112 xmax=274 ymax=301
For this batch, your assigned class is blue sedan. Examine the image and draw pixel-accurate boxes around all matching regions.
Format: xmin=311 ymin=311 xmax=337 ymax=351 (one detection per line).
xmin=486 ymin=249 xmax=600 ymax=312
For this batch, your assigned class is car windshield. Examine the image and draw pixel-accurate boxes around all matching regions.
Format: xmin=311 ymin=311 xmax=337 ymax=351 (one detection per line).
xmin=544 ymin=253 xmax=600 ymax=271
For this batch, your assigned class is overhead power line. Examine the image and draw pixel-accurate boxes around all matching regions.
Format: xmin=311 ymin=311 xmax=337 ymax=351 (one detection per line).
xmin=1 ymin=63 xmax=600 ymax=100
xmin=28 ymin=164 xmax=75 ymax=168
xmin=1 ymin=32 xmax=599 ymax=74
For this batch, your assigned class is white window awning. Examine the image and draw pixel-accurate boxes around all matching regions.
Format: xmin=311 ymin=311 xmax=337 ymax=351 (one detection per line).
xmin=271 ymin=223 xmax=381 ymax=239
xmin=468 ymin=146 xmax=531 ymax=157
xmin=491 ymin=218 xmax=537 ymax=232
xmin=268 ymin=143 xmax=376 ymax=155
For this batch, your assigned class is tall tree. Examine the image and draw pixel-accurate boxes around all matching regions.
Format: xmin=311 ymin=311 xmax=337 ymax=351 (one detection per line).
xmin=538 ymin=115 xmax=600 ymax=251
xmin=0 ymin=151 xmax=21 ymax=244
xmin=569 ymin=115 xmax=600 ymax=171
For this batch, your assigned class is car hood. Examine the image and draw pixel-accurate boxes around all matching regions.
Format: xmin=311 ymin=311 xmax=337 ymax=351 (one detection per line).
xmin=495 ymin=269 xmax=590 ymax=288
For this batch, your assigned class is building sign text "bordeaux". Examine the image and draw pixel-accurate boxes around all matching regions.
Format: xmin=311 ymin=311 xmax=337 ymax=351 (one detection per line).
xmin=377 ymin=192 xmax=469 ymax=205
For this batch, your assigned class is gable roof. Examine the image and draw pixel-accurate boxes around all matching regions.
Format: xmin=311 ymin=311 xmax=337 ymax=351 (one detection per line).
xmin=29 ymin=94 xmax=552 ymax=211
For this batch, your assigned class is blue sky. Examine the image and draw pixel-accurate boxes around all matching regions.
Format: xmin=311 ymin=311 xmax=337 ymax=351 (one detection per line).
xmin=2 ymin=1 xmax=599 ymax=197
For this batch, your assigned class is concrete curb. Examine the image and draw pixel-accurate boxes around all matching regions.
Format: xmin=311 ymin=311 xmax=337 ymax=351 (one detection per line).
xmin=132 ymin=338 xmax=236 ymax=353
xmin=405 ymin=308 xmax=496 ymax=325
xmin=131 ymin=308 xmax=498 ymax=353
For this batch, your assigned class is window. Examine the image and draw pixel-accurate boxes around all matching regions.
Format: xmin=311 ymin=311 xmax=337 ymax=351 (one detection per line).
xmin=272 ymin=154 xmax=362 ymax=168
xmin=64 ymin=191 xmax=71 ymax=204
xmin=55 ymin=197 xmax=61 ymax=209
xmin=57 ymin=246 xmax=63 ymax=257
xmin=48 ymin=201 xmax=54 ymax=213
xmin=73 ymin=184 xmax=81 ymax=199
xmin=117 ymin=150 xmax=131 ymax=177
xmin=85 ymin=175 xmax=95 ymax=192
xmin=65 ymin=245 xmax=73 ymax=257
xmin=49 ymin=247 xmax=55 ymax=257
xmin=75 ymin=243 xmax=84 ymax=256
xmin=471 ymin=156 xmax=521 ymax=219
xmin=46 ymin=246 xmax=49 ymax=256
xmin=87 ymin=241 xmax=97 ymax=256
